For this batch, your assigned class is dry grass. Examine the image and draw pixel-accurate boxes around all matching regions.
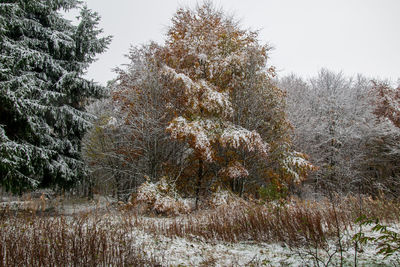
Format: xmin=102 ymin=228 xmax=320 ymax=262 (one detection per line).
xmin=0 ymin=194 xmax=399 ymax=266
xmin=0 ymin=210 xmax=160 ymax=266
xmin=135 ymin=195 xmax=400 ymax=247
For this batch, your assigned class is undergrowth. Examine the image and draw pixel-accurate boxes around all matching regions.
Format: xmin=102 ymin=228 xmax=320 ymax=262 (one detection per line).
xmin=0 ymin=194 xmax=399 ymax=266
xmin=133 ymin=195 xmax=400 ymax=246
xmin=0 ymin=210 xmax=160 ymax=266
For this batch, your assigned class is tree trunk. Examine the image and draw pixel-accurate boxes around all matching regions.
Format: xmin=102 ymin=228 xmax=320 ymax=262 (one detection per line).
xmin=195 ymin=158 xmax=203 ymax=210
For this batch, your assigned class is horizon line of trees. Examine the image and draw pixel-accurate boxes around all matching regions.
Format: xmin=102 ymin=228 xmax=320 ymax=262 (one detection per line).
xmin=1 ymin=1 xmax=400 ymax=203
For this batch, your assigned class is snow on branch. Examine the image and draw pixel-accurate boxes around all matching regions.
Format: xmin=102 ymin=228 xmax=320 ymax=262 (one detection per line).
xmin=218 ymin=161 xmax=249 ymax=179
xmin=220 ymin=125 xmax=269 ymax=158
xmin=162 ymin=65 xmax=232 ymax=117
xmin=281 ymin=151 xmax=316 ymax=184
xmin=167 ymin=116 xmax=218 ymax=162
xmin=198 ymin=80 xmax=233 ymax=117
xmin=373 ymin=81 xmax=400 ymax=128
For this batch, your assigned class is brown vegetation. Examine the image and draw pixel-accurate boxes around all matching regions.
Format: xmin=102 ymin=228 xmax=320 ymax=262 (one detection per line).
xmin=1 ymin=194 xmax=398 ymax=266
xmin=135 ymin=195 xmax=400 ymax=246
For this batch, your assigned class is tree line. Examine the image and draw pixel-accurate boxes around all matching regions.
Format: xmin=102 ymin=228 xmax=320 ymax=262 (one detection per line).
xmin=1 ymin=0 xmax=399 ymax=203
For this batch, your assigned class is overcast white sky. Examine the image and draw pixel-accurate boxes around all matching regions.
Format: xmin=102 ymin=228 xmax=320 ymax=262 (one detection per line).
xmin=65 ymin=0 xmax=400 ymax=85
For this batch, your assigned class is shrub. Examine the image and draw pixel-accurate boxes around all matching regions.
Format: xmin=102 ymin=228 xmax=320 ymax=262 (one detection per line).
xmin=135 ymin=177 xmax=191 ymax=216
xmin=206 ymin=188 xmax=248 ymax=209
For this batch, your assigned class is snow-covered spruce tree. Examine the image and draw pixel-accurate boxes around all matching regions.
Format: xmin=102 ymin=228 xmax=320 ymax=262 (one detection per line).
xmin=159 ymin=2 xmax=313 ymax=204
xmin=0 ymin=0 xmax=111 ymax=193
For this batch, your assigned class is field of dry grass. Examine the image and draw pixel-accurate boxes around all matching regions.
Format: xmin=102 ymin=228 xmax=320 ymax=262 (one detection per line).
xmin=0 ymin=194 xmax=399 ymax=266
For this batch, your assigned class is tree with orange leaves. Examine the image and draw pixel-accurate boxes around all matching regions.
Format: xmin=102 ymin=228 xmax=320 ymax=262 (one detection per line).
xmin=84 ymin=2 xmax=313 ymax=204
xmin=372 ymin=80 xmax=400 ymax=128
xmin=159 ymin=2 xmax=313 ymax=205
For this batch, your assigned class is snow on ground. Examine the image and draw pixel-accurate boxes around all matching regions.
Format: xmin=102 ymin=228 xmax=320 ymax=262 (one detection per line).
xmin=118 ymin=214 xmax=398 ymax=266
xmin=0 ymin=193 xmax=117 ymax=214
xmin=1 ymin=195 xmax=398 ymax=266
xmin=125 ymin=226 xmax=300 ymax=266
